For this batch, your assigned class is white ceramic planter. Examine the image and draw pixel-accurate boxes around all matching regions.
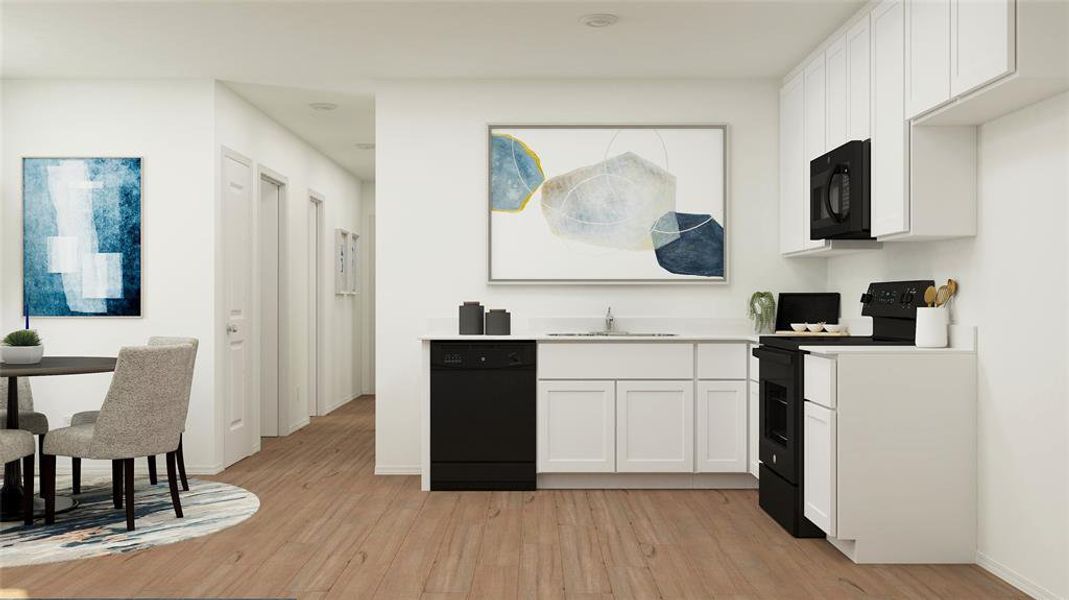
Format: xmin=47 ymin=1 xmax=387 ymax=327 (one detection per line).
xmin=1 ymin=345 xmax=44 ymax=364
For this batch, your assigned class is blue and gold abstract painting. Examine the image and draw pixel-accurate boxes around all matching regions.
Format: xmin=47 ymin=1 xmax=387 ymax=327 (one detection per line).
xmin=23 ymin=158 xmax=142 ymax=316
xmin=489 ymin=126 xmax=726 ymax=282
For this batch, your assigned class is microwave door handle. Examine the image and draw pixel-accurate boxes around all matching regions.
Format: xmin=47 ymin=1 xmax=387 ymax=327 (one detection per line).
xmin=824 ymin=164 xmax=849 ymax=223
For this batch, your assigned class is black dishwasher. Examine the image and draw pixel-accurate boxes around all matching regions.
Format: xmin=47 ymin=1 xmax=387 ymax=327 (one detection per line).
xmin=430 ymin=341 xmax=536 ymax=490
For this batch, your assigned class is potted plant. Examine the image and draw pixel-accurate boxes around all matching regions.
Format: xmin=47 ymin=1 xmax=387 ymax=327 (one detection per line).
xmin=2 ymin=329 xmax=44 ymax=364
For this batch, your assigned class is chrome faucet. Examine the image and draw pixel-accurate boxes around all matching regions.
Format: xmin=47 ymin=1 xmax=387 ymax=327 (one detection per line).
xmin=605 ymin=306 xmax=615 ymax=333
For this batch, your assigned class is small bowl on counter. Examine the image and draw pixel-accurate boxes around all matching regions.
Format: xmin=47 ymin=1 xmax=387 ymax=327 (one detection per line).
xmin=790 ymin=323 xmax=808 ymax=332
xmin=823 ymin=323 xmax=847 ymax=333
xmin=806 ymin=323 xmax=826 ymax=333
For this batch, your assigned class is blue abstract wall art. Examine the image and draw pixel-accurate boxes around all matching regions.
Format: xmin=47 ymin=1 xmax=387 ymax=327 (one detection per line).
xmin=488 ymin=126 xmax=726 ymax=282
xmin=23 ymin=158 xmax=142 ymax=316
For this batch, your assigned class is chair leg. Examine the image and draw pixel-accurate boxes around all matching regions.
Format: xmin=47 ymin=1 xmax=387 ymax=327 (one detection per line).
xmin=42 ymin=453 xmax=56 ymax=525
xmin=166 ymin=451 xmax=183 ymax=519
xmin=112 ymin=460 xmax=123 ymax=509
xmin=176 ymin=436 xmax=189 ymax=491
xmin=22 ymin=454 xmax=34 ymax=526
xmin=124 ymin=458 xmax=136 ymax=531
xmin=147 ymin=455 xmax=157 ymax=485
xmin=72 ymin=457 xmax=81 ymax=495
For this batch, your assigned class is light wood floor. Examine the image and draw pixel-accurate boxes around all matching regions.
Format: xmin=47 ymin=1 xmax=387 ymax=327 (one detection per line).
xmin=3 ymin=396 xmax=1024 ymax=599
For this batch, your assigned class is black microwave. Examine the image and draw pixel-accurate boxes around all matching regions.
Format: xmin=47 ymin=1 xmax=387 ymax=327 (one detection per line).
xmin=810 ymin=139 xmax=872 ymax=240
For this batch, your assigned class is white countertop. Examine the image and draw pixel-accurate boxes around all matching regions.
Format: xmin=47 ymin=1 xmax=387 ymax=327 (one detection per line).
xmin=419 ymin=333 xmax=759 ymax=342
xmin=801 ymin=345 xmax=975 ymax=355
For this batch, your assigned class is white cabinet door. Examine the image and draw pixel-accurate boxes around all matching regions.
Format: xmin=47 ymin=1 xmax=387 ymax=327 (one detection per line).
xmin=616 ymin=380 xmax=694 ymax=473
xmin=695 ymin=380 xmax=748 ymax=473
xmin=846 ymin=16 xmax=872 ymax=141
xmin=950 ymin=0 xmax=1015 ymax=97
xmin=749 ymin=382 xmax=759 ymax=477
xmin=908 ymin=0 xmax=952 ymax=118
xmin=779 ymin=72 xmax=806 ymax=255
xmin=803 ymin=55 xmax=828 ymax=250
xmin=871 ymin=0 xmax=911 ymax=238
xmin=538 ymin=380 xmax=615 ymax=473
xmin=826 ymin=36 xmax=849 ymax=150
xmin=803 ymin=402 xmax=837 ymax=536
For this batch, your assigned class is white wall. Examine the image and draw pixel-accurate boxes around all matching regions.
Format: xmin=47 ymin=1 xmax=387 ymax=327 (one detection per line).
xmin=374 ymin=80 xmax=827 ymax=472
xmin=826 ymin=92 xmax=1069 ymax=599
xmin=215 ymin=83 xmax=365 ymax=431
xmin=360 ymin=181 xmax=375 ymax=395
xmin=1 ymin=80 xmax=219 ymax=472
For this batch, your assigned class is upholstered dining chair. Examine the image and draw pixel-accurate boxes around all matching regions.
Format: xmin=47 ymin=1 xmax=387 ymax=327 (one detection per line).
xmin=42 ymin=344 xmax=194 ymax=531
xmin=0 ymin=377 xmax=50 ymax=453
xmin=0 ymin=428 xmax=36 ymax=525
xmin=70 ymin=336 xmax=198 ymax=494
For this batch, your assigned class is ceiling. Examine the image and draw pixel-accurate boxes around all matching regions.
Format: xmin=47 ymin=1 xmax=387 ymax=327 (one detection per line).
xmin=1 ymin=0 xmax=865 ymax=179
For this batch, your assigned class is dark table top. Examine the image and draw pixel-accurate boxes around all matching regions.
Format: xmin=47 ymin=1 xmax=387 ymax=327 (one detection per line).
xmin=1 ymin=356 xmax=117 ymax=377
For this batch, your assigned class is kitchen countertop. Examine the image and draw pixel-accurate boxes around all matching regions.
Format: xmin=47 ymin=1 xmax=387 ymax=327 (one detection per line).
xmin=801 ymin=345 xmax=975 ymax=355
xmin=419 ymin=333 xmax=760 ymax=342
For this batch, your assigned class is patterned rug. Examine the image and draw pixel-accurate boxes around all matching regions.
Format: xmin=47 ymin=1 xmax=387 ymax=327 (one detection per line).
xmin=0 ymin=476 xmax=259 ymax=567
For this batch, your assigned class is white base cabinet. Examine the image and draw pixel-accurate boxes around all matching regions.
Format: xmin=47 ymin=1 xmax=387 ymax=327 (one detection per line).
xmin=803 ymin=401 xmax=837 ymax=536
xmin=617 ymin=380 xmax=694 ymax=473
xmin=537 ymin=380 xmax=615 ymax=473
xmin=695 ymin=380 xmax=748 ymax=473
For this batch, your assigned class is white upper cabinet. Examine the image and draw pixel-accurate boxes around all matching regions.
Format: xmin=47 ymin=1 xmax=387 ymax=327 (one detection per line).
xmin=779 ymin=73 xmax=806 ymax=255
xmin=804 ymin=55 xmax=828 ymax=161
xmin=870 ymin=0 xmax=911 ymax=238
xmin=907 ymin=0 xmax=952 ymax=118
xmin=949 ymin=0 xmax=1015 ymax=97
xmin=826 ymin=36 xmax=849 ymax=150
xmin=846 ymin=16 xmax=872 ymax=140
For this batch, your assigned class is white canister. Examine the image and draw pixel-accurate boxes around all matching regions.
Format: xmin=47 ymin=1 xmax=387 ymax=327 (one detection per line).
xmin=915 ymin=307 xmax=949 ymax=348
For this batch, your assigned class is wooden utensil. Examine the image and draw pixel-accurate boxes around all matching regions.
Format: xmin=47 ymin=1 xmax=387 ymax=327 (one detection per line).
xmin=935 ymin=285 xmax=950 ymax=307
xmin=947 ymin=278 xmax=958 ymax=298
xmin=924 ymin=286 xmax=937 ymax=307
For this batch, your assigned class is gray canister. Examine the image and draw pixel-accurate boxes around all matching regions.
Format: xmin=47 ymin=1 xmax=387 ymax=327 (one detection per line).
xmin=458 ymin=301 xmax=485 ymax=335
xmin=485 ymin=309 xmax=511 ymax=335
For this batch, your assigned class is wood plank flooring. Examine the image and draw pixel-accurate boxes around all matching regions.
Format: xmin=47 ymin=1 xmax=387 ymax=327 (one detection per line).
xmin=2 ymin=396 xmax=1025 ymax=599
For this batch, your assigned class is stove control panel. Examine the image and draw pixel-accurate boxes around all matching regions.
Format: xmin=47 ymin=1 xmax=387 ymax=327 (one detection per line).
xmin=860 ymin=280 xmax=935 ymax=319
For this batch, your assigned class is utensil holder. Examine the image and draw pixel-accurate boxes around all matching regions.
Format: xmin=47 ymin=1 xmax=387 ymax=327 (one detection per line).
xmin=915 ymin=307 xmax=948 ymax=348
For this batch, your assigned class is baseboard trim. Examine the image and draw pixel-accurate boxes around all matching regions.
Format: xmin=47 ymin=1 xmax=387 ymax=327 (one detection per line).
xmin=537 ymin=472 xmax=759 ymax=490
xmin=976 ymin=550 xmax=1064 ymax=600
xmin=375 ymin=465 xmax=421 ymax=476
xmin=287 ymin=418 xmax=310 ymax=435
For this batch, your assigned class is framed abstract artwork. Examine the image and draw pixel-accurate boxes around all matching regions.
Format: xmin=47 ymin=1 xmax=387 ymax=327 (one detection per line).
xmin=22 ymin=157 xmax=142 ymax=316
xmin=488 ymin=125 xmax=727 ymax=283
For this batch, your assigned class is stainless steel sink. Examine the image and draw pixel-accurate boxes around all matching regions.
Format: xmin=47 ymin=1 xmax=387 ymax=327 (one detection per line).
xmin=546 ymin=332 xmax=679 ymax=337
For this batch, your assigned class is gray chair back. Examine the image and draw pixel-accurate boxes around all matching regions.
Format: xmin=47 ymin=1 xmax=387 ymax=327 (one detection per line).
xmin=148 ymin=336 xmax=198 ymax=427
xmin=89 ymin=344 xmax=194 ymax=459
xmin=0 ymin=377 xmax=34 ymax=412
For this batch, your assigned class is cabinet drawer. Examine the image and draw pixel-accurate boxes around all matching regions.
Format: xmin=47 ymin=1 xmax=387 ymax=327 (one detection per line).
xmin=538 ymin=343 xmax=693 ymax=380
xmin=803 ymin=355 xmax=836 ymax=409
xmin=696 ymin=343 xmax=747 ymax=380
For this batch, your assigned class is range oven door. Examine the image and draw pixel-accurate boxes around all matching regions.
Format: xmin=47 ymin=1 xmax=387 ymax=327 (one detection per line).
xmin=753 ymin=346 xmax=800 ymax=484
xmin=810 ymin=139 xmax=871 ymax=241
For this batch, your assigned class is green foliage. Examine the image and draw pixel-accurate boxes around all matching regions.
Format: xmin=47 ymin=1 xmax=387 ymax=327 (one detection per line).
xmin=2 ymin=329 xmax=42 ymax=347
xmin=747 ymin=292 xmax=776 ymax=334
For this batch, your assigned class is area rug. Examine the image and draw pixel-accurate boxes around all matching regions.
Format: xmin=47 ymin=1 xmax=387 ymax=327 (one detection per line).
xmin=0 ymin=476 xmax=259 ymax=567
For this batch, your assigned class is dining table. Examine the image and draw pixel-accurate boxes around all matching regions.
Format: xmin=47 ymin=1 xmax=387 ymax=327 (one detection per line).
xmin=2 ymin=356 xmax=117 ymax=522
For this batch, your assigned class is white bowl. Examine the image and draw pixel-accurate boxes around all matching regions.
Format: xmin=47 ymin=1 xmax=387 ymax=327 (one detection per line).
xmin=823 ymin=323 xmax=847 ymax=333
xmin=806 ymin=323 xmax=825 ymax=332
xmin=790 ymin=323 xmax=807 ymax=332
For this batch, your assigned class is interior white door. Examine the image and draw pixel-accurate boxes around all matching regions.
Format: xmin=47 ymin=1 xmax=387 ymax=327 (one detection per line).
xmin=871 ymin=0 xmax=911 ymax=238
xmin=308 ymin=197 xmax=322 ymax=416
xmin=949 ymin=0 xmax=1015 ymax=97
xmin=803 ymin=401 xmax=837 ymax=536
xmin=908 ymin=0 xmax=952 ymax=118
xmin=222 ymin=152 xmax=256 ymax=466
xmin=779 ymin=72 xmax=806 ymax=255
xmin=259 ymin=177 xmax=281 ymax=437
xmin=616 ymin=380 xmax=694 ymax=473
xmin=695 ymin=380 xmax=748 ymax=473
xmin=537 ymin=380 xmax=615 ymax=473
xmin=846 ymin=15 xmax=872 ymax=141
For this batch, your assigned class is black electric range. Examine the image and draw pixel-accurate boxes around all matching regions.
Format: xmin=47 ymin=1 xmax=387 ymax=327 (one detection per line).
xmin=753 ymin=280 xmax=934 ymax=538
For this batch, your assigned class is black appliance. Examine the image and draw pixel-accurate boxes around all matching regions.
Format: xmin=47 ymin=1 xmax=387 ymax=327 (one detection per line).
xmin=430 ymin=341 xmax=536 ymax=490
xmin=753 ymin=280 xmax=934 ymax=537
xmin=811 ymin=139 xmax=872 ymax=241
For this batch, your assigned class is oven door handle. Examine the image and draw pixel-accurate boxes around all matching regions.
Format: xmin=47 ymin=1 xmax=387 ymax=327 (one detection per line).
xmin=752 ymin=347 xmax=793 ymax=365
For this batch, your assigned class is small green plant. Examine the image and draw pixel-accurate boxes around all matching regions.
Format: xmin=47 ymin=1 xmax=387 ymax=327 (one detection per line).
xmin=747 ymin=291 xmax=776 ymax=334
xmin=2 ymin=329 xmax=42 ymax=347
